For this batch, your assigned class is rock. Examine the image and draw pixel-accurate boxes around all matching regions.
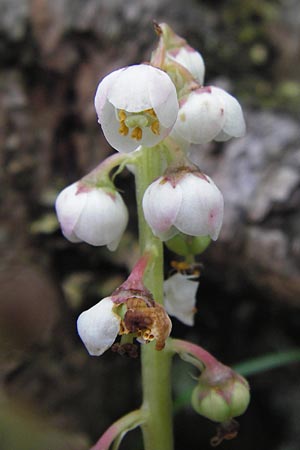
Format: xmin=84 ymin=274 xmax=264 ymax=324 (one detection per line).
xmin=190 ymin=110 xmax=300 ymax=305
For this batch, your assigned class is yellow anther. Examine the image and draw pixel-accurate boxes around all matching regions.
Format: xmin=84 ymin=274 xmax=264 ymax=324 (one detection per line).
xmin=131 ymin=127 xmax=143 ymax=140
xmin=118 ymin=109 xmax=127 ymax=121
xmin=151 ymin=120 xmax=160 ymax=135
xmin=119 ymin=121 xmax=129 ymax=136
xmin=145 ymin=108 xmax=157 ymax=117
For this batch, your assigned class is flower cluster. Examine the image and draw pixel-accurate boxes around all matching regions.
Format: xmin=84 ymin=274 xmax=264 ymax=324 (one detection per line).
xmin=54 ymin=23 xmax=246 ymax=356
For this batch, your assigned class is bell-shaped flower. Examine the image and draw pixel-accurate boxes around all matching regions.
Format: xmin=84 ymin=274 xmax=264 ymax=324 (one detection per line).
xmin=94 ymin=64 xmax=179 ymax=152
xmin=77 ymin=297 xmax=121 ymax=356
xmin=164 ymin=273 xmax=199 ymax=326
xmin=142 ymin=170 xmax=224 ymax=241
xmin=55 ymin=182 xmax=128 ymax=250
xmin=167 ymin=45 xmax=205 ymax=85
xmin=171 ymin=86 xmax=245 ymax=145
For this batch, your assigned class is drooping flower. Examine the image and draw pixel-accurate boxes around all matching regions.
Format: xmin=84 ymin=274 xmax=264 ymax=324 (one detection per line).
xmin=94 ymin=64 xmax=179 ymax=152
xmin=142 ymin=169 xmax=224 ymax=241
xmin=164 ymin=273 xmax=199 ymax=326
xmin=55 ymin=182 xmax=128 ymax=250
xmin=171 ymin=86 xmax=246 ymax=145
xmin=77 ymin=297 xmax=121 ymax=356
xmin=167 ymin=45 xmax=205 ymax=85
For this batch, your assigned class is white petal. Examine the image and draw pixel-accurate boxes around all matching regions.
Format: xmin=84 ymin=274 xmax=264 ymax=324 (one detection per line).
xmin=211 ymin=87 xmax=246 ymax=138
xmin=143 ymin=178 xmax=183 ymax=236
xmin=77 ymin=297 xmax=120 ymax=356
xmin=94 ymin=68 xmax=125 ymax=121
xmin=168 ymin=46 xmax=205 ymax=85
xmin=164 ymin=273 xmax=198 ymax=326
xmin=74 ymin=189 xmax=128 ymax=248
xmin=174 ymin=174 xmax=224 ymax=240
xmin=147 ymin=69 xmax=179 ymax=128
xmin=174 ymin=90 xmax=225 ymax=144
xmin=55 ymin=182 xmax=87 ymax=242
xmin=214 ymin=129 xmax=232 ymax=142
xmin=107 ymin=65 xmax=154 ymax=112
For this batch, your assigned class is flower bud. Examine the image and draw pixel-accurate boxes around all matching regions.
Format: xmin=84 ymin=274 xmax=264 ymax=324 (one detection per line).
xmin=55 ymin=182 xmax=128 ymax=250
xmin=94 ymin=64 xmax=178 ymax=152
xmin=142 ymin=169 xmax=224 ymax=241
xmin=153 ymin=23 xmax=205 ymax=85
xmin=167 ymin=45 xmax=205 ymax=85
xmin=191 ymin=366 xmax=250 ymax=423
xmin=171 ymin=86 xmax=245 ymax=145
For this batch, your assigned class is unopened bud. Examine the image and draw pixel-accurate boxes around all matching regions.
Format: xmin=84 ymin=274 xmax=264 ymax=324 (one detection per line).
xmin=191 ymin=366 xmax=250 ymax=423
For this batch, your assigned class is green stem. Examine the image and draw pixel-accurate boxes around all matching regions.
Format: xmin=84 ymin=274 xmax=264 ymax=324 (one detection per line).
xmin=135 ymin=146 xmax=174 ymax=450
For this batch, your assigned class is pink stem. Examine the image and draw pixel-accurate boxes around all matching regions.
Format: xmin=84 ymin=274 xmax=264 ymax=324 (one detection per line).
xmin=82 ymin=152 xmax=130 ymax=185
xmin=170 ymin=338 xmax=219 ymax=370
xmin=90 ymin=409 xmax=144 ymax=450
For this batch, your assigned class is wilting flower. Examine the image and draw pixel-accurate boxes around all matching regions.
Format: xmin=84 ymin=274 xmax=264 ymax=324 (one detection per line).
xmin=77 ymin=295 xmax=172 ymax=356
xmin=164 ymin=273 xmax=199 ymax=326
xmin=94 ymin=64 xmax=179 ymax=152
xmin=77 ymin=253 xmax=173 ymax=357
xmin=167 ymin=45 xmax=205 ymax=85
xmin=142 ymin=169 xmax=224 ymax=241
xmin=77 ymin=297 xmax=121 ymax=356
xmin=171 ymin=86 xmax=245 ymax=145
xmin=55 ymin=182 xmax=128 ymax=250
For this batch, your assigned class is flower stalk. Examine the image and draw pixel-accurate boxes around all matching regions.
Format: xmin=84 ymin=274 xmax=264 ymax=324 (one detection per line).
xmin=90 ymin=409 xmax=145 ymax=450
xmin=135 ymin=146 xmax=174 ymax=450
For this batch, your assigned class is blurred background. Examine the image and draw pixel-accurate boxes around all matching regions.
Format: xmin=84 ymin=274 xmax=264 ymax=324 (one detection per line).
xmin=0 ymin=0 xmax=300 ymax=449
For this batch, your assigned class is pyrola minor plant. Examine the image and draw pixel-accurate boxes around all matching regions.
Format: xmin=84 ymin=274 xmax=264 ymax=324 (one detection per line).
xmin=55 ymin=22 xmax=249 ymax=450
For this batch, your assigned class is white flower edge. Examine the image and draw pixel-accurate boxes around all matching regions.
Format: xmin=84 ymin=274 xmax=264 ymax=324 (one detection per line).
xmin=77 ymin=297 xmax=121 ymax=356
xmin=142 ymin=173 xmax=224 ymax=241
xmin=164 ymin=273 xmax=199 ymax=326
xmin=55 ymin=183 xmax=128 ymax=250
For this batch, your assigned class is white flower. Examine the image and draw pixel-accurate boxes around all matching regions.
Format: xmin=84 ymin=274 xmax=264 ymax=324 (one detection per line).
xmin=77 ymin=297 xmax=121 ymax=356
xmin=55 ymin=182 xmax=128 ymax=250
xmin=171 ymin=86 xmax=245 ymax=145
xmin=164 ymin=273 xmax=198 ymax=326
xmin=94 ymin=64 xmax=179 ymax=152
xmin=167 ymin=45 xmax=205 ymax=85
xmin=142 ymin=171 xmax=224 ymax=241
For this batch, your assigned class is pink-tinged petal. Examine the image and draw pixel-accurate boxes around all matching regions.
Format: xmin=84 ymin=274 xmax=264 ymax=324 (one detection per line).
xmin=77 ymin=297 xmax=120 ymax=356
xmin=211 ymin=87 xmax=246 ymax=138
xmin=174 ymin=90 xmax=225 ymax=144
xmin=164 ymin=273 xmax=198 ymax=326
xmin=94 ymin=68 xmax=125 ymax=120
xmin=55 ymin=182 xmax=88 ymax=241
xmin=174 ymin=174 xmax=224 ymax=240
xmin=74 ymin=189 xmax=128 ymax=247
xmin=142 ymin=178 xmax=183 ymax=236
